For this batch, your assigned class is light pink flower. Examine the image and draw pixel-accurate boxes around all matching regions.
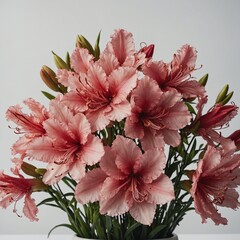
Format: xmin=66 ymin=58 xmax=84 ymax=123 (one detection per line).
xmin=142 ymin=44 xmax=205 ymax=98
xmin=58 ymin=64 xmax=138 ymax=132
xmin=6 ymin=98 xmax=49 ymax=169
xmin=0 ymin=171 xmax=45 ymax=221
xmin=190 ymin=145 xmax=240 ymax=225
xmin=75 ymin=136 xmax=174 ymax=225
xmin=125 ymin=77 xmax=191 ymax=149
xmin=27 ymin=100 xmax=104 ymax=184
xmin=98 ymin=29 xmax=147 ymax=74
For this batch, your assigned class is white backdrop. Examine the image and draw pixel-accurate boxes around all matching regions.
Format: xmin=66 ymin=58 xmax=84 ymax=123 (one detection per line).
xmin=0 ymin=0 xmax=240 ymax=235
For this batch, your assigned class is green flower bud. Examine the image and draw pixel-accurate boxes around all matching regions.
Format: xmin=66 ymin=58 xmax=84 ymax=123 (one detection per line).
xmin=219 ymin=91 xmax=234 ymax=105
xmin=216 ymin=84 xmax=229 ymax=103
xmin=35 ymin=168 xmax=47 ymax=176
xmin=198 ymin=73 xmax=208 ymax=86
xmin=76 ymin=35 xmax=94 ymax=55
xmin=52 ymin=51 xmax=69 ymax=70
xmin=21 ymin=162 xmax=39 ymax=177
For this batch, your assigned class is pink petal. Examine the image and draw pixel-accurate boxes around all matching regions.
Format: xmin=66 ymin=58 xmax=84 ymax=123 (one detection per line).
xmin=69 ymin=159 xmax=86 ymax=182
xmin=112 ymin=136 xmax=142 ymax=175
xmin=108 ymin=67 xmax=137 ymax=104
xmin=87 ymin=64 xmax=109 ymax=92
xmin=98 ymin=52 xmax=119 ymax=76
xmin=142 ymin=60 xmax=168 ymax=85
xmin=23 ymin=194 xmax=38 ymax=221
xmin=125 ymin=112 xmax=144 ymax=139
xmin=107 ymin=100 xmax=131 ymax=122
xmin=71 ymin=48 xmax=94 ymax=74
xmin=137 ymin=149 xmax=166 ymax=183
xmin=146 ymin=174 xmax=175 ymax=205
xmin=12 ymin=136 xmax=32 ymax=155
xmin=100 ymin=178 xmax=130 ymax=216
xmin=161 ymin=102 xmax=191 ymax=130
xmin=220 ymin=189 xmax=239 ymax=209
xmin=158 ymin=89 xmax=182 ymax=109
xmin=43 ymin=163 xmax=69 ymax=185
xmin=100 ymin=146 xmax=126 ymax=179
xmin=176 ymin=80 xmax=206 ymax=98
xmin=80 ymin=135 xmax=104 ymax=166
xmin=132 ymin=76 xmax=162 ymax=112
xmin=57 ymin=69 xmax=82 ymax=89
xmin=68 ymin=113 xmax=91 ymax=145
xmin=60 ymin=91 xmax=88 ymax=112
xmin=129 ymin=202 xmax=156 ymax=225
xmin=160 ymin=129 xmax=181 ymax=147
xmin=141 ymin=128 xmax=159 ymax=150
xmin=75 ymin=169 xmax=107 ymax=204
xmin=108 ymin=29 xmax=135 ymax=65
xmin=86 ymin=107 xmax=111 ymax=132
xmin=27 ymin=137 xmax=63 ymax=163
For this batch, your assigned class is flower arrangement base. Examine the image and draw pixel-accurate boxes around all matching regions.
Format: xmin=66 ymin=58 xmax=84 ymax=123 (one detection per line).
xmin=72 ymin=233 xmax=178 ymax=240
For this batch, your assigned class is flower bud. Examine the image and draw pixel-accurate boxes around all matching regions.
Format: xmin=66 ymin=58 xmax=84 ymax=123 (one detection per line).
xmin=35 ymin=168 xmax=47 ymax=176
xmin=180 ymin=180 xmax=192 ymax=192
xmin=52 ymin=51 xmax=70 ymax=70
xmin=215 ymin=84 xmax=229 ymax=104
xmin=198 ymin=73 xmax=208 ymax=86
xmin=139 ymin=44 xmax=155 ymax=58
xmin=21 ymin=162 xmax=39 ymax=177
xmin=76 ymin=35 xmax=94 ymax=55
xmin=40 ymin=65 xmax=59 ymax=92
xmin=199 ymin=104 xmax=238 ymax=128
xmin=30 ymin=179 xmax=49 ymax=192
xmin=218 ymin=91 xmax=233 ymax=105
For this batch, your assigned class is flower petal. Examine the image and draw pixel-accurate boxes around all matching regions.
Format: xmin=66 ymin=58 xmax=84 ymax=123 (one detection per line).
xmin=107 ymin=100 xmax=131 ymax=122
xmin=23 ymin=194 xmax=38 ymax=222
xmin=129 ymin=202 xmax=156 ymax=225
xmin=75 ymin=169 xmax=107 ymax=204
xmin=160 ymin=129 xmax=181 ymax=147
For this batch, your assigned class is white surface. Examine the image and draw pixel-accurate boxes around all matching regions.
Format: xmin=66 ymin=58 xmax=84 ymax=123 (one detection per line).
xmin=0 ymin=235 xmax=240 ymax=240
xmin=0 ymin=0 xmax=240 ymax=235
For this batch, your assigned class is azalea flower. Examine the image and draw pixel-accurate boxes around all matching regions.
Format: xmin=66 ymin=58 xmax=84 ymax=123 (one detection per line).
xmin=142 ymin=44 xmax=205 ymax=98
xmin=125 ymin=76 xmax=191 ymax=149
xmin=27 ymin=100 xmax=104 ymax=184
xmin=75 ymin=136 xmax=174 ymax=225
xmin=190 ymin=145 xmax=240 ymax=225
xmin=0 ymin=171 xmax=47 ymax=221
xmin=6 ymin=98 xmax=49 ymax=170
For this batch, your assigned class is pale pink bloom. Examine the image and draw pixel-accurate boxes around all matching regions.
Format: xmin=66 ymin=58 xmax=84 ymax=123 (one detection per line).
xmin=142 ymin=44 xmax=205 ymax=98
xmin=27 ymin=100 xmax=104 ymax=184
xmin=190 ymin=145 xmax=240 ymax=225
xmin=75 ymin=136 xmax=174 ymax=225
xmin=125 ymin=77 xmax=191 ymax=149
xmin=6 ymin=98 xmax=49 ymax=169
xmin=0 ymin=171 xmax=40 ymax=221
xmin=98 ymin=29 xmax=147 ymax=75
xmin=58 ymin=64 xmax=138 ymax=132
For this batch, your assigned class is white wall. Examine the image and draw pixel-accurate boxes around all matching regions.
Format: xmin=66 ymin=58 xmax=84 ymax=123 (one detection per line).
xmin=0 ymin=0 xmax=240 ymax=235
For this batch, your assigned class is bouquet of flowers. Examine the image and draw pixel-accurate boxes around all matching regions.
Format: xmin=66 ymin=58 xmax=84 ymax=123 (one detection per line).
xmin=1 ymin=29 xmax=240 ymax=240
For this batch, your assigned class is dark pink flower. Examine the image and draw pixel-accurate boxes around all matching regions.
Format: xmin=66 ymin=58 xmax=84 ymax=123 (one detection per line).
xmin=142 ymin=44 xmax=205 ymax=98
xmin=190 ymin=145 xmax=240 ymax=225
xmin=125 ymin=77 xmax=191 ymax=149
xmin=197 ymin=103 xmax=238 ymax=146
xmin=0 ymin=172 xmax=46 ymax=221
xmin=75 ymin=136 xmax=174 ymax=225
xmin=27 ymin=100 xmax=104 ymax=184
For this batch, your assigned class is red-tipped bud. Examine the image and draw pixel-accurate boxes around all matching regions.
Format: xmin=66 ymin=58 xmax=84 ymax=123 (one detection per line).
xmin=139 ymin=44 xmax=155 ymax=58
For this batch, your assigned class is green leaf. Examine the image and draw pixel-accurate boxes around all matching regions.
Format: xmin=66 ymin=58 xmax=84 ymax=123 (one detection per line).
xmin=147 ymin=224 xmax=166 ymax=239
xmin=185 ymin=102 xmax=196 ymax=114
xmin=94 ymin=30 xmax=101 ymax=60
xmin=47 ymin=224 xmax=76 ymax=238
xmin=124 ymin=222 xmax=141 ymax=239
xmin=37 ymin=197 xmax=55 ymax=207
xmin=41 ymin=91 xmax=55 ymax=100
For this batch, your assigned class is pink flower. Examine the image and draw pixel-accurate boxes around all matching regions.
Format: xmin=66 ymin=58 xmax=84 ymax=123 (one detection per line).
xmin=27 ymin=100 xmax=104 ymax=184
xmin=0 ymin=171 xmax=45 ymax=221
xmin=139 ymin=44 xmax=155 ymax=59
xmin=197 ymin=103 xmax=238 ymax=146
xmin=125 ymin=77 xmax=191 ymax=149
xmin=75 ymin=136 xmax=174 ymax=225
xmin=59 ymin=64 xmax=138 ymax=132
xmin=190 ymin=145 xmax=240 ymax=225
xmin=142 ymin=44 xmax=205 ymax=98
xmin=6 ymin=98 xmax=49 ymax=169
